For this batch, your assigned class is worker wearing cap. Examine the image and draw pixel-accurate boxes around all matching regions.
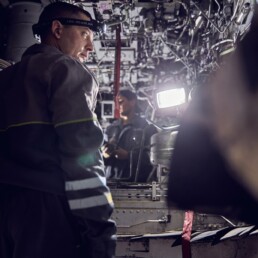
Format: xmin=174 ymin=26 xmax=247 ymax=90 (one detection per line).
xmin=0 ymin=2 xmax=116 ymax=258
xmin=102 ymin=89 xmax=157 ymax=183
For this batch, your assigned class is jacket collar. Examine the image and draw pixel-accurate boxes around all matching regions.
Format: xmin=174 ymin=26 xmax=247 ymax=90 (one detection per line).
xmin=22 ymin=43 xmax=63 ymax=57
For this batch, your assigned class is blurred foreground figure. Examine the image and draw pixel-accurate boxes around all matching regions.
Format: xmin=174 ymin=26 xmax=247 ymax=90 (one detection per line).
xmin=167 ymin=5 xmax=258 ymax=224
xmin=0 ymin=2 xmax=116 ymax=258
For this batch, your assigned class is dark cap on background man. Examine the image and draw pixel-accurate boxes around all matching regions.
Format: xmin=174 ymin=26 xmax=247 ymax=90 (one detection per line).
xmin=119 ymin=89 xmax=137 ymax=101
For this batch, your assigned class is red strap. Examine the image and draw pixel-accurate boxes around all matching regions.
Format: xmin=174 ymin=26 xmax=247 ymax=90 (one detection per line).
xmin=182 ymin=211 xmax=194 ymax=258
xmin=114 ymin=24 xmax=121 ymax=119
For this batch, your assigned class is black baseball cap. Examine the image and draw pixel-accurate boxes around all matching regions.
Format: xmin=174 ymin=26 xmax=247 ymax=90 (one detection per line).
xmin=119 ymin=89 xmax=138 ymax=101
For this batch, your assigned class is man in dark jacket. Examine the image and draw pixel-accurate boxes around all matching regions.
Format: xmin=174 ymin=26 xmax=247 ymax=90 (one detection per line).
xmin=102 ymin=89 xmax=157 ymax=183
xmin=0 ymin=2 xmax=116 ymax=258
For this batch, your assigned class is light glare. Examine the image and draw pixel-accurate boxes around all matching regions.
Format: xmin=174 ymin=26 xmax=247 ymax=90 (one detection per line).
xmin=157 ymin=88 xmax=186 ymax=108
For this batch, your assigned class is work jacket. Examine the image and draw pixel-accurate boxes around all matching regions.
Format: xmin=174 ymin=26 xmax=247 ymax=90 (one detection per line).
xmin=104 ymin=115 xmax=157 ymax=182
xmin=0 ymin=43 xmax=116 ymax=257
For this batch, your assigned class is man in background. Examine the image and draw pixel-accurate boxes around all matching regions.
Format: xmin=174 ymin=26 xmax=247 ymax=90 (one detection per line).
xmin=102 ymin=89 xmax=157 ymax=183
xmin=0 ymin=2 xmax=116 ymax=258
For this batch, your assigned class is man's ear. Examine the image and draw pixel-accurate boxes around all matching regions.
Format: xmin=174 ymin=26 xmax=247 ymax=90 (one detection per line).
xmin=51 ymin=20 xmax=63 ymax=39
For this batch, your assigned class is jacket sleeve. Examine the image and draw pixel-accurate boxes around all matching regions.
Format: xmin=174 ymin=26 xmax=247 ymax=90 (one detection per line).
xmin=48 ymin=58 xmax=116 ymax=258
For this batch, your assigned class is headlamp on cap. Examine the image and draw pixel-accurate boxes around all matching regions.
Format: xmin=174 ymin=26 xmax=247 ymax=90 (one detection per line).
xmin=32 ymin=17 xmax=103 ymax=36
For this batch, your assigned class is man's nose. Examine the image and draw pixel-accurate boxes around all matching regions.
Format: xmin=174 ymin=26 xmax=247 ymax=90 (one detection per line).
xmin=85 ymin=41 xmax=94 ymax=52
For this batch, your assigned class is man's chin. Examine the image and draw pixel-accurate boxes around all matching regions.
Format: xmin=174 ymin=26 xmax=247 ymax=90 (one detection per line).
xmin=79 ymin=56 xmax=87 ymax=63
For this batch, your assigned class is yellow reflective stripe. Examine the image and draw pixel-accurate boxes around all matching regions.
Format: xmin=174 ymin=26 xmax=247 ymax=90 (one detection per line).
xmin=0 ymin=121 xmax=51 ymax=132
xmin=65 ymin=175 xmax=107 ymax=191
xmin=0 ymin=117 xmax=98 ymax=132
xmin=54 ymin=117 xmax=97 ymax=128
xmin=68 ymin=192 xmax=114 ymax=210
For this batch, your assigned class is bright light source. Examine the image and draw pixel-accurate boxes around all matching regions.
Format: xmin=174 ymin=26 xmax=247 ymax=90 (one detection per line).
xmin=156 ymin=88 xmax=186 ymax=108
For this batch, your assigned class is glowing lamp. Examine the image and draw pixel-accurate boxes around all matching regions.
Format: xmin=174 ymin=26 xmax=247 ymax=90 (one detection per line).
xmin=156 ymin=88 xmax=186 ymax=109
